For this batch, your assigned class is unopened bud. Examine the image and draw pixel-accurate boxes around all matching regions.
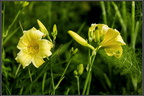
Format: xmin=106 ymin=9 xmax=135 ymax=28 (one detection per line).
xmin=37 ymin=19 xmax=49 ymax=36
xmin=68 ymin=30 xmax=95 ymax=50
xmin=22 ymin=1 xmax=29 ymax=7
xmin=77 ymin=64 xmax=84 ymax=76
xmin=52 ymin=24 xmax=58 ymax=40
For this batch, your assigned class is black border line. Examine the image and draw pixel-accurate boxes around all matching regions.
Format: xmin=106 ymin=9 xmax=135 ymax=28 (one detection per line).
xmin=1 ymin=0 xmax=143 ymax=1
xmin=142 ymin=0 xmax=144 ymax=96
xmin=0 ymin=0 xmax=2 ymax=96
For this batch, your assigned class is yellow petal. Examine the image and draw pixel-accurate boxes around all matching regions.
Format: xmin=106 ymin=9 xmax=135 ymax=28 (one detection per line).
xmin=15 ymin=51 xmax=33 ymax=68
xmin=23 ymin=27 xmax=44 ymax=41
xmin=17 ymin=38 xmax=27 ymax=50
xmin=101 ymin=25 xmax=110 ymax=35
xmin=115 ymin=35 xmax=126 ymax=45
xmin=104 ymin=45 xmax=123 ymax=58
xmin=100 ymin=35 xmax=126 ymax=47
xmin=100 ymin=28 xmax=120 ymax=47
xmin=32 ymin=56 xmax=45 ymax=68
xmin=37 ymin=39 xmax=53 ymax=58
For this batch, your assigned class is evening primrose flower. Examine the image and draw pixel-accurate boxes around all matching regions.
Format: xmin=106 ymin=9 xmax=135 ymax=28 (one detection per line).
xmin=15 ymin=27 xmax=53 ymax=68
xmin=91 ymin=24 xmax=126 ymax=58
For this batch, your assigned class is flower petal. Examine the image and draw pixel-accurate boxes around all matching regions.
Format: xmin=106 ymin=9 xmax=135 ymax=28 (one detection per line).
xmin=17 ymin=38 xmax=28 ymax=50
xmin=104 ymin=45 xmax=123 ymax=58
xmin=36 ymin=39 xmax=53 ymax=58
xmin=15 ymin=51 xmax=33 ymax=68
xmin=32 ymin=56 xmax=45 ymax=68
xmin=23 ymin=27 xmax=44 ymax=41
xmin=100 ymin=34 xmax=126 ymax=47
xmin=115 ymin=35 xmax=126 ymax=45
xmin=101 ymin=25 xmax=110 ymax=34
xmin=100 ymin=28 xmax=120 ymax=46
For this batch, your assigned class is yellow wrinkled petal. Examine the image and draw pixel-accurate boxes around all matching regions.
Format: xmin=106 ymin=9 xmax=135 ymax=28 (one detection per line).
xmin=100 ymin=35 xmax=126 ymax=47
xmin=104 ymin=45 xmax=122 ymax=58
xmin=101 ymin=28 xmax=120 ymax=46
xmin=37 ymin=39 xmax=53 ymax=58
xmin=23 ymin=28 xmax=44 ymax=41
xmin=15 ymin=51 xmax=33 ymax=68
xmin=32 ymin=56 xmax=45 ymax=68
xmin=17 ymin=38 xmax=28 ymax=50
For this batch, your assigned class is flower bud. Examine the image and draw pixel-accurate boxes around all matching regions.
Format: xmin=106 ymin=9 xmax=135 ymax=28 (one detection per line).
xmin=68 ymin=30 xmax=95 ymax=50
xmin=37 ymin=19 xmax=49 ymax=36
xmin=52 ymin=24 xmax=58 ymax=40
xmin=74 ymin=70 xmax=78 ymax=76
xmin=74 ymin=64 xmax=84 ymax=77
xmin=77 ymin=64 xmax=84 ymax=76
xmin=22 ymin=1 xmax=29 ymax=7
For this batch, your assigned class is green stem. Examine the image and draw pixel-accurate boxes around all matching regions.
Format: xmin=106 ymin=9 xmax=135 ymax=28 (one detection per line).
xmin=15 ymin=64 xmax=21 ymax=78
xmin=122 ymin=1 xmax=127 ymax=41
xmin=19 ymin=87 xmax=23 ymax=95
xmin=86 ymin=73 xmax=91 ymax=95
xmin=82 ymin=48 xmax=98 ymax=95
xmin=82 ymin=49 xmax=91 ymax=95
xmin=100 ymin=1 xmax=107 ymax=24
xmin=47 ymin=35 xmax=53 ymax=43
xmin=132 ymin=21 xmax=140 ymax=51
xmin=54 ymin=59 xmax=72 ymax=90
xmin=42 ymin=72 xmax=47 ymax=94
xmin=77 ymin=76 xmax=80 ymax=95
xmin=131 ymin=1 xmax=135 ymax=49
xmin=50 ymin=60 xmax=55 ymax=95
xmin=3 ymin=27 xmax=20 ymax=46
xmin=3 ymin=10 xmax=21 ymax=38
xmin=28 ymin=68 xmax=33 ymax=82
xmin=65 ymin=88 xmax=70 ymax=95
xmin=112 ymin=2 xmax=126 ymax=41
xmin=2 ymin=4 xmax=5 ymax=35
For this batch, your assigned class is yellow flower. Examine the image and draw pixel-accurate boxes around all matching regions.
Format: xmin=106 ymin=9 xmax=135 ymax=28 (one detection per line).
xmin=98 ymin=25 xmax=126 ymax=58
xmin=89 ymin=24 xmax=110 ymax=43
xmin=89 ymin=24 xmax=126 ymax=58
xmin=15 ymin=27 xmax=53 ymax=68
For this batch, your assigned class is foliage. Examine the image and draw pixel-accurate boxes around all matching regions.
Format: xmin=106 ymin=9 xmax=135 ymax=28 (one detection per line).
xmin=2 ymin=1 xmax=142 ymax=95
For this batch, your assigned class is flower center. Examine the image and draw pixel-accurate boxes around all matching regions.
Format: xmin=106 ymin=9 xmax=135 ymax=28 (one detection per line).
xmin=27 ymin=41 xmax=39 ymax=54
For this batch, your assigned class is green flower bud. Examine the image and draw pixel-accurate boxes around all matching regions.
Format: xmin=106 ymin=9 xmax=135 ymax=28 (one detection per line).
xmin=37 ymin=19 xmax=49 ymax=36
xmin=77 ymin=64 xmax=84 ymax=76
xmin=74 ymin=64 xmax=84 ymax=78
xmin=51 ymin=24 xmax=58 ymax=40
xmin=70 ymin=47 xmax=78 ymax=55
xmin=22 ymin=1 xmax=29 ymax=7
xmin=73 ymin=48 xmax=78 ymax=54
xmin=74 ymin=70 xmax=78 ymax=76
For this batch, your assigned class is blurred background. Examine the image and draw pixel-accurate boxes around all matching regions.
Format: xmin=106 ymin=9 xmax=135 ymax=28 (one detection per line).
xmin=2 ymin=1 xmax=142 ymax=95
